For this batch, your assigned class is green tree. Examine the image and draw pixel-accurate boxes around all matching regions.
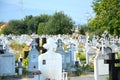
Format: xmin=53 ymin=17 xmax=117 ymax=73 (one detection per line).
xmin=88 ymin=0 xmax=120 ymax=35
xmin=38 ymin=14 xmax=51 ymax=22
xmin=2 ymin=20 xmax=27 ymax=35
xmin=45 ymin=11 xmax=74 ymax=34
xmin=24 ymin=14 xmax=50 ymax=34
xmin=79 ymin=24 xmax=89 ymax=35
xmin=37 ymin=23 xmax=45 ymax=35
xmin=24 ymin=15 xmax=36 ymax=34
xmin=2 ymin=25 xmax=12 ymax=35
xmin=37 ymin=14 xmax=51 ymax=34
xmin=2 ymin=13 xmax=74 ymax=35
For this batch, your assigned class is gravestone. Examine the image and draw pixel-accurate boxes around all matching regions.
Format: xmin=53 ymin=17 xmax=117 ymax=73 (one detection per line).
xmin=94 ymin=53 xmax=109 ymax=80
xmin=92 ymin=35 xmax=98 ymax=46
xmin=66 ymin=44 xmax=76 ymax=71
xmin=56 ymin=39 xmax=67 ymax=70
xmin=85 ymin=35 xmax=90 ymax=64
xmin=104 ymin=53 xmax=120 ymax=80
xmin=80 ymin=35 xmax=86 ymax=44
xmin=38 ymin=38 xmax=62 ymax=80
xmin=41 ymin=37 xmax=47 ymax=46
xmin=28 ymin=39 xmax=39 ymax=72
xmin=68 ymin=43 xmax=77 ymax=65
xmin=104 ymin=47 xmax=112 ymax=54
xmin=35 ymin=38 xmax=40 ymax=51
xmin=24 ymin=51 xmax=29 ymax=59
xmin=0 ymin=42 xmax=4 ymax=54
xmin=0 ymin=45 xmax=16 ymax=76
xmin=94 ymin=38 xmax=110 ymax=80
xmin=39 ymin=37 xmax=47 ymax=53
xmin=87 ymin=47 xmax=96 ymax=64
xmin=110 ymin=42 xmax=118 ymax=53
xmin=18 ymin=56 xmax=23 ymax=75
xmin=62 ymin=70 xmax=68 ymax=80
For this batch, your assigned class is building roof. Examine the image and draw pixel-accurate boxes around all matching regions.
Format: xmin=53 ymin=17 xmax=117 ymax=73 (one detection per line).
xmin=0 ymin=22 xmax=8 ymax=29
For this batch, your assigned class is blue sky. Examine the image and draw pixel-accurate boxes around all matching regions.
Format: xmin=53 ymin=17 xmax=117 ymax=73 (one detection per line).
xmin=0 ymin=0 xmax=94 ymax=24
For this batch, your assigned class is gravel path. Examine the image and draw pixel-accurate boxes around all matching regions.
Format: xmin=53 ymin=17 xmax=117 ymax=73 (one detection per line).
xmin=0 ymin=74 xmax=108 ymax=80
xmin=68 ymin=75 xmax=94 ymax=80
xmin=69 ymin=75 xmax=108 ymax=80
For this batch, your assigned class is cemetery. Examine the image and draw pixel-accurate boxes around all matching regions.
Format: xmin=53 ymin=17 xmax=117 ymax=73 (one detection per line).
xmin=0 ymin=30 xmax=120 ymax=80
xmin=0 ymin=0 xmax=120 ymax=79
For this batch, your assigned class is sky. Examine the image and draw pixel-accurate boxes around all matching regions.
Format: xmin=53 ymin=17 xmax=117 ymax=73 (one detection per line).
xmin=0 ymin=0 xmax=95 ymax=24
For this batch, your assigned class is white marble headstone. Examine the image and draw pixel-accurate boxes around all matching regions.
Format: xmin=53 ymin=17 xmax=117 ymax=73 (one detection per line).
xmin=38 ymin=38 xmax=62 ymax=80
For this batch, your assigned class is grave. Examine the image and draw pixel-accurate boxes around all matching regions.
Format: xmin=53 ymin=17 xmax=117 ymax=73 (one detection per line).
xmin=92 ymin=35 xmax=98 ymax=46
xmin=85 ymin=35 xmax=90 ymax=64
xmin=24 ymin=51 xmax=29 ymax=59
xmin=28 ymin=39 xmax=39 ymax=72
xmin=18 ymin=55 xmax=23 ymax=75
xmin=56 ymin=39 xmax=67 ymax=70
xmin=68 ymin=43 xmax=77 ymax=65
xmin=94 ymin=53 xmax=109 ymax=80
xmin=86 ymin=47 xmax=96 ymax=64
xmin=38 ymin=38 xmax=62 ymax=80
xmin=110 ymin=41 xmax=118 ymax=53
xmin=94 ymin=38 xmax=111 ymax=80
xmin=39 ymin=37 xmax=47 ymax=53
xmin=104 ymin=53 xmax=120 ymax=80
xmin=0 ymin=45 xmax=16 ymax=76
xmin=0 ymin=41 xmax=4 ymax=54
xmin=35 ymin=37 xmax=47 ymax=53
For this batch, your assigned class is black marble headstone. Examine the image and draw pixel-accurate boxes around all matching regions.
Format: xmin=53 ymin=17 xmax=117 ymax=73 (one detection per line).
xmin=104 ymin=53 xmax=120 ymax=80
xmin=24 ymin=51 xmax=29 ymax=59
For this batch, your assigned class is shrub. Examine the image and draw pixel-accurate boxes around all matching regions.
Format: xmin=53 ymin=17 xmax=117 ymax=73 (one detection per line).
xmin=22 ymin=57 xmax=28 ymax=67
xmin=76 ymin=52 xmax=86 ymax=60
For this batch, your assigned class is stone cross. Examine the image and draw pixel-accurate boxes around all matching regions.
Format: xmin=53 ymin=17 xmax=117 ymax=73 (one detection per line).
xmin=56 ymin=39 xmax=64 ymax=48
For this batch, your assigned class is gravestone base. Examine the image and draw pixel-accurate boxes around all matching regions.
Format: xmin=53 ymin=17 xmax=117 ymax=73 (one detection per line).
xmin=18 ymin=68 xmax=22 ymax=75
xmin=34 ymin=75 xmax=40 ymax=80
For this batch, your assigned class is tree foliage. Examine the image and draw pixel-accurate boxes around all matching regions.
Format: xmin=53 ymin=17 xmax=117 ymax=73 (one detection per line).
xmin=79 ymin=24 xmax=88 ymax=35
xmin=45 ymin=12 xmax=74 ymax=34
xmin=2 ymin=20 xmax=27 ymax=35
xmin=37 ymin=23 xmax=45 ymax=35
xmin=24 ymin=14 xmax=50 ymax=34
xmin=88 ymin=0 xmax=120 ymax=35
xmin=2 ymin=12 xmax=74 ymax=35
